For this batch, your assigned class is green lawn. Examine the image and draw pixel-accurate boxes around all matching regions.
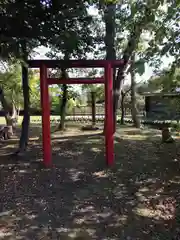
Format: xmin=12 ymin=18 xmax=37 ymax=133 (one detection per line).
xmin=0 ymin=116 xmax=60 ymax=125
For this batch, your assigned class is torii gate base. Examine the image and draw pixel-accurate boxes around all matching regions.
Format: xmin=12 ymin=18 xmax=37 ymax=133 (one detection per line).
xmin=28 ymin=60 xmax=124 ymax=167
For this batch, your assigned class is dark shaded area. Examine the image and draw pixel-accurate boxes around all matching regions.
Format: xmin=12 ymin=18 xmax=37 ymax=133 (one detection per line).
xmin=144 ymin=93 xmax=180 ymax=121
xmin=18 ymin=63 xmax=30 ymax=152
xmin=0 ymin=127 xmax=180 ymax=239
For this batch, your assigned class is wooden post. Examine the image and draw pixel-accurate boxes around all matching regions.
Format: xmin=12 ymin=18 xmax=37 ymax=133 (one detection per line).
xmin=105 ymin=62 xmax=114 ymax=166
xmin=40 ymin=64 xmax=51 ymax=167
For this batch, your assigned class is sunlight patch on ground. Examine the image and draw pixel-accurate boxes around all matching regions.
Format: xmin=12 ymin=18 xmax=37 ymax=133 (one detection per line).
xmin=113 ymin=184 xmax=127 ymax=200
xmin=0 ymin=163 xmax=31 ymax=168
xmin=135 ymin=185 xmax=164 ymax=204
xmin=121 ymin=134 xmax=148 ymax=140
xmin=93 ymin=170 xmax=109 ymax=178
xmin=116 ymin=127 xmax=162 ymax=140
xmin=0 ymin=211 xmax=19 ymax=239
xmin=52 ymin=138 xmax=70 ymax=143
xmin=86 ymin=138 xmax=101 ymax=143
xmin=72 ymin=206 xmax=127 ymax=234
xmin=134 ymin=205 xmax=175 ymax=220
xmin=135 ymin=178 xmax=158 ymax=186
xmin=0 ymin=231 xmax=12 ymax=238
xmin=56 ymin=227 xmax=95 ymax=239
xmin=29 ymin=137 xmax=39 ymax=141
xmin=91 ymin=147 xmax=101 ymax=153
xmin=0 ymin=210 xmax=13 ymax=218
xmin=52 ymin=130 xmax=102 ymax=138
xmin=72 ymin=205 xmax=112 ymax=225
xmin=108 ymin=214 xmax=128 ymax=227
xmin=68 ymin=168 xmax=84 ymax=182
xmin=24 ymin=213 xmax=37 ymax=220
xmin=169 ymin=176 xmax=180 ymax=184
xmin=138 ymin=187 xmax=149 ymax=192
xmin=135 ymin=192 xmax=148 ymax=202
xmin=116 ymin=133 xmax=161 ymax=140
xmin=134 ymin=196 xmax=176 ymax=221
xmin=0 ymin=144 xmax=16 ymax=149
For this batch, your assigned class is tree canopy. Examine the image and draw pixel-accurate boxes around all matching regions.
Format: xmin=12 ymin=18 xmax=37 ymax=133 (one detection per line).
xmin=1 ymin=0 xmax=94 ymax=59
xmin=0 ymin=0 xmax=179 ymax=142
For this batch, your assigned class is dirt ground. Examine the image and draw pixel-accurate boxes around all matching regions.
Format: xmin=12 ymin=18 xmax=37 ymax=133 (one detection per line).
xmin=0 ymin=124 xmax=180 ymax=239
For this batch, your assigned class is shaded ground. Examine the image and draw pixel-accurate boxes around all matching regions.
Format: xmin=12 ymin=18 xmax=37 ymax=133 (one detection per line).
xmin=0 ymin=124 xmax=180 ymax=239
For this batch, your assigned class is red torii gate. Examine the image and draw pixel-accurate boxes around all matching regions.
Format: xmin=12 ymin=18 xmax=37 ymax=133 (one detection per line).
xmin=28 ymin=60 xmax=124 ymax=167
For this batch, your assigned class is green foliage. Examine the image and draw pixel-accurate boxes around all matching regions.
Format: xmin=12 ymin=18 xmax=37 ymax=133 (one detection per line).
xmin=1 ymin=0 xmax=179 ymax=119
xmin=143 ymin=1 xmax=180 ymax=68
xmin=1 ymin=0 xmax=94 ymax=60
xmin=48 ymin=68 xmax=81 ymax=114
xmin=0 ymin=63 xmax=23 ymax=109
xmin=67 ymin=98 xmax=77 ymax=114
xmin=45 ymin=2 xmax=94 ymax=58
xmin=29 ymin=70 xmax=41 ymax=110
xmin=114 ymin=0 xmax=179 ymax=78
xmin=137 ymin=67 xmax=180 ymax=95
xmin=171 ymin=121 xmax=180 ymax=133
xmin=0 ymin=63 xmax=40 ymax=111
xmin=134 ymin=60 xmax=145 ymax=76
xmin=148 ymin=67 xmax=180 ymax=93
xmin=82 ymin=69 xmax=104 ymax=104
xmin=0 ymin=63 xmax=80 ymax=114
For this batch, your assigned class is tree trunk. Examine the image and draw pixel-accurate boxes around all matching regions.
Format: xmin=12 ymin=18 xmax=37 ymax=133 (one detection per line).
xmin=11 ymin=102 xmax=18 ymax=121
xmin=120 ymin=91 xmax=125 ymax=125
xmin=59 ymin=83 xmax=68 ymax=131
xmin=17 ymin=106 xmax=20 ymax=120
xmin=58 ymin=52 xmax=69 ymax=131
xmin=91 ymin=91 xmax=96 ymax=126
xmin=113 ymin=23 xmax=143 ymax=132
xmin=104 ymin=3 xmax=116 ymax=133
xmin=104 ymin=3 xmax=116 ymax=61
xmin=0 ymin=87 xmax=14 ymax=138
xmin=18 ymin=63 xmax=30 ymax=152
xmin=130 ymin=54 xmax=140 ymax=128
xmin=0 ymin=87 xmax=11 ymax=123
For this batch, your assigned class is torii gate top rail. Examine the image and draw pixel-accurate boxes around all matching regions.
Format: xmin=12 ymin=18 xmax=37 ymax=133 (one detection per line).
xmin=27 ymin=59 xmax=124 ymax=68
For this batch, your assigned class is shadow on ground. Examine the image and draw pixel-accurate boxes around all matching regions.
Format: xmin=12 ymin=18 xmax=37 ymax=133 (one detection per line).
xmin=0 ymin=126 xmax=180 ymax=239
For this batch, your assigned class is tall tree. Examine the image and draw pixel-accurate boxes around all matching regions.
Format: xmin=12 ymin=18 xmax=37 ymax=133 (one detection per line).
xmin=0 ymin=62 xmax=23 ymax=138
xmin=59 ymin=69 xmax=69 ymax=131
xmin=46 ymin=2 xmax=94 ymax=130
xmin=1 ymin=0 xmax=94 ymax=150
xmin=18 ymin=41 xmax=29 ymax=153
xmin=93 ymin=1 xmax=168 ymax=131
xmin=145 ymin=1 xmax=180 ymax=70
xmin=82 ymin=84 xmax=104 ymax=127
xmin=104 ymin=3 xmax=117 ymax=130
xmin=114 ymin=2 xmax=158 ymax=125
xmin=120 ymin=87 xmax=131 ymax=125
xmin=130 ymin=54 xmax=140 ymax=128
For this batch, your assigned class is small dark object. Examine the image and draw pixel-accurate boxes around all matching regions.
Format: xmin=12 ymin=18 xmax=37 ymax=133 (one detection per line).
xmin=81 ymin=125 xmax=99 ymax=131
xmin=161 ymin=127 xmax=174 ymax=143
xmin=0 ymin=125 xmax=13 ymax=140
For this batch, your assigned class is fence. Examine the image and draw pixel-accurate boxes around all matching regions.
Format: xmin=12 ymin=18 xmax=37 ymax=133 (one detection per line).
xmin=0 ymin=104 xmax=145 ymax=117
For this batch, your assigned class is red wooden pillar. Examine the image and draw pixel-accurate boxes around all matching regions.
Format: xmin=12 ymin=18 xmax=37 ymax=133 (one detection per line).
xmin=40 ymin=64 xmax=52 ymax=167
xmin=105 ymin=62 xmax=114 ymax=166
